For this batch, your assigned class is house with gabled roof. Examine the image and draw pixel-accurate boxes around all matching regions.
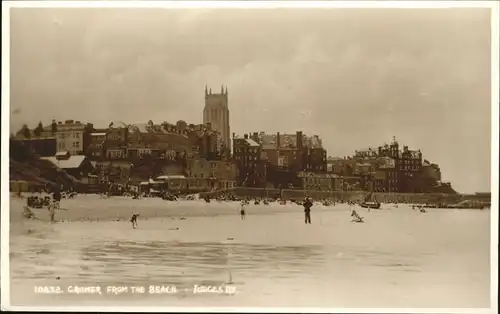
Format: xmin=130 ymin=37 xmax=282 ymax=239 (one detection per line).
xmin=41 ymin=151 xmax=94 ymax=180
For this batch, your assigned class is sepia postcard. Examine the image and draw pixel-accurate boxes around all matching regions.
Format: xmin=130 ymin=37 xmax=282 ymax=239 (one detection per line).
xmin=1 ymin=1 xmax=498 ymax=313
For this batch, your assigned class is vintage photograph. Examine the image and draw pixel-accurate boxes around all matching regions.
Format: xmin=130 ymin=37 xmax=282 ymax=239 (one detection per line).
xmin=2 ymin=1 xmax=498 ymax=312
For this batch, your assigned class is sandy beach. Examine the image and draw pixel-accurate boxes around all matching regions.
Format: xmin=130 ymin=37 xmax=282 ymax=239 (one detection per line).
xmin=11 ymin=194 xmax=336 ymax=223
xmin=9 ymin=195 xmax=491 ymax=308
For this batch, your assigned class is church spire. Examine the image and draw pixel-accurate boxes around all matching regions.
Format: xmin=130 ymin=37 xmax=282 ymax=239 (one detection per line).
xmin=205 ymin=85 xmax=208 ymax=96
xmin=221 ymin=85 xmax=224 ymax=94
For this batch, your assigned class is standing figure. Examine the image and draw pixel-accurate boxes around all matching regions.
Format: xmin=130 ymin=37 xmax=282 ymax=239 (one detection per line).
xmin=240 ymin=201 xmax=246 ymax=220
xmin=130 ymin=213 xmax=140 ymax=229
xmin=303 ymin=197 xmax=313 ymax=224
xmin=50 ymin=187 xmax=61 ymax=223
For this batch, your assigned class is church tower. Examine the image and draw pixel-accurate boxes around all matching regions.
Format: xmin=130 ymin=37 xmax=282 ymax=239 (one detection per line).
xmin=203 ymin=85 xmax=231 ymax=153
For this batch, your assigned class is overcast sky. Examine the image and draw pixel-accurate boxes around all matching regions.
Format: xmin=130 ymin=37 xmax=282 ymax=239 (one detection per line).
xmin=9 ymin=7 xmax=492 ymax=193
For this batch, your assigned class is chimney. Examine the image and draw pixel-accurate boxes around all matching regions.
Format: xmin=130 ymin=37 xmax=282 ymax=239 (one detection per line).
xmin=276 ymin=132 xmax=280 ymax=148
xmin=296 ymin=131 xmax=303 ymax=150
xmin=244 ymin=134 xmax=248 ymax=140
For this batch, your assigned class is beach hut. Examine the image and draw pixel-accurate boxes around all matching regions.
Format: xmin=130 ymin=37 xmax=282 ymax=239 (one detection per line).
xmin=10 ymin=180 xmax=29 ymax=193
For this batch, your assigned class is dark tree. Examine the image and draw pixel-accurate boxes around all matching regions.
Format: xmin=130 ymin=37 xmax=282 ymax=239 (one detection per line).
xmin=34 ymin=121 xmax=44 ymax=136
xmin=176 ymin=120 xmax=187 ymax=132
xmin=20 ymin=124 xmax=31 ymax=139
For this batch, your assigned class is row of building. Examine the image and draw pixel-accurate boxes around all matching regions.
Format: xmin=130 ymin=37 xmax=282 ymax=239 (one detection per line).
xmin=232 ymin=131 xmax=327 ymax=188
xmin=11 ymin=85 xmax=452 ymax=194
xmin=325 ymin=137 xmax=452 ymax=193
xmin=11 ymin=119 xmax=327 ymax=187
xmin=11 ymin=121 xmax=451 ymax=193
xmin=13 ymin=119 xmax=223 ymax=161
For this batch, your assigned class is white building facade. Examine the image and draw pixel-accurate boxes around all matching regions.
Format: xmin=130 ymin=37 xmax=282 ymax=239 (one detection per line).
xmin=55 ymin=120 xmax=87 ymax=155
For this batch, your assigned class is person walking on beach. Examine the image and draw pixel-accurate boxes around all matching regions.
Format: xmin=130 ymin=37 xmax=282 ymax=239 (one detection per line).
xmin=240 ymin=201 xmax=247 ymax=220
xmin=130 ymin=213 xmax=139 ymax=229
xmin=49 ymin=187 xmax=61 ymax=223
xmin=303 ymin=197 xmax=313 ymax=224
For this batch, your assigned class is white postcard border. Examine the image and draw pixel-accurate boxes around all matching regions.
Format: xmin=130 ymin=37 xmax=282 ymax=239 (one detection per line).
xmin=1 ymin=1 xmax=498 ymax=313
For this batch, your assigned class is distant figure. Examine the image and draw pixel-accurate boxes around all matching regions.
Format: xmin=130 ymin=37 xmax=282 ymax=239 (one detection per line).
xmin=52 ymin=187 xmax=61 ymax=204
xmin=23 ymin=206 xmax=35 ymax=219
xmin=49 ymin=188 xmax=62 ymax=223
xmin=48 ymin=203 xmax=56 ymax=223
xmin=303 ymin=198 xmax=313 ymax=224
xmin=240 ymin=201 xmax=246 ymax=220
xmin=351 ymin=210 xmax=364 ymax=223
xmin=130 ymin=213 xmax=140 ymax=229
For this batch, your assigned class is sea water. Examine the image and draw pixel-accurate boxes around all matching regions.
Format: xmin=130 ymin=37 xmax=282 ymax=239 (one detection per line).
xmin=9 ymin=203 xmax=490 ymax=308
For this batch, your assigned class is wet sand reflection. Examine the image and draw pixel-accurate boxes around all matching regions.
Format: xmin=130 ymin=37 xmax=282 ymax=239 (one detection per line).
xmin=9 ymin=208 xmax=490 ymax=308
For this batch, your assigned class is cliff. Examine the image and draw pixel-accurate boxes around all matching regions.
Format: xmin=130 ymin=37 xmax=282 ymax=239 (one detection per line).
xmin=9 ymin=139 xmax=78 ymax=189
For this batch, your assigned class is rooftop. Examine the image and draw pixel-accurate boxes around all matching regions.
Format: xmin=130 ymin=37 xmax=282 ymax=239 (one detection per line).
xmin=156 ymin=175 xmax=186 ymax=180
xmin=41 ymin=155 xmax=87 ymax=169
xmin=245 ymin=139 xmax=260 ymax=147
xmin=298 ymin=172 xmax=338 ymax=178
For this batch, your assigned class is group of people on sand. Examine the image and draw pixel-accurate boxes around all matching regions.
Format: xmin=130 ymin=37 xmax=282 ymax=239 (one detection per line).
xmin=23 ymin=188 xmax=424 ymax=228
xmin=23 ymin=186 xmax=62 ymax=223
xmin=237 ymin=196 xmax=362 ymax=224
xmin=115 ymin=195 xmax=364 ymax=226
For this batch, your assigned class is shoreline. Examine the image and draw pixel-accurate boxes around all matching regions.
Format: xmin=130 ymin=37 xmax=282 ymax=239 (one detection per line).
xmin=10 ymin=195 xmax=322 ymax=224
xmin=10 ymin=194 xmax=487 ymax=225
